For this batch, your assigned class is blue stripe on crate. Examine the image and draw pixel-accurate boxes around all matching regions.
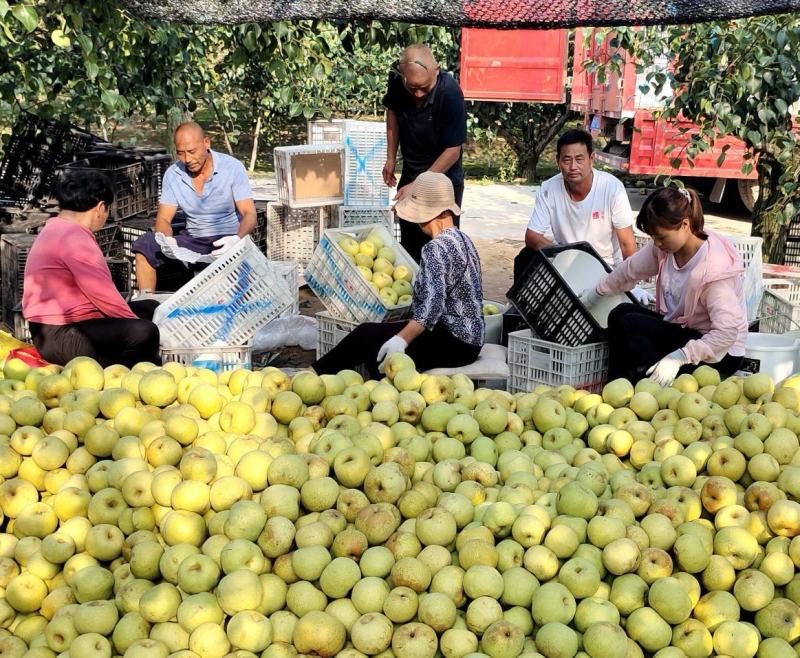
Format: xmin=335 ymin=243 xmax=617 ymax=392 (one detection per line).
xmin=307 ymin=238 xmax=384 ymax=317
xmin=344 ymin=135 xmax=387 ymax=204
xmin=165 ymin=262 xmax=276 ymax=341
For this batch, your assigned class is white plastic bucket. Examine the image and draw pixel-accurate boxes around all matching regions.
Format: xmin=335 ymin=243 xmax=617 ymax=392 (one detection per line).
xmin=744 ymin=331 xmax=800 ymax=382
xmin=482 ymin=299 xmax=508 ymax=345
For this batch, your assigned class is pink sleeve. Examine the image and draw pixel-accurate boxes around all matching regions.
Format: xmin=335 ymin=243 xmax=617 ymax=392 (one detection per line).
xmin=65 ymin=247 xmax=137 ymax=320
xmin=596 ymin=241 xmax=660 ymax=295
xmin=682 ymin=278 xmax=744 ymax=364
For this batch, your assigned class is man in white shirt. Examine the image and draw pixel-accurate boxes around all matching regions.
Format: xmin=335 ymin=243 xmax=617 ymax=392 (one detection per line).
xmin=514 ymin=129 xmax=637 ymax=282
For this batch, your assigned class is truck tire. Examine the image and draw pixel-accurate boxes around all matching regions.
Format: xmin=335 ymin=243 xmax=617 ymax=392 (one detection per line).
xmin=738 ymin=179 xmax=759 ymax=212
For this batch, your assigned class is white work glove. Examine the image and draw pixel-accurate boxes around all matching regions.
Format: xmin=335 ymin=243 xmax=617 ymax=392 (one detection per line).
xmin=578 ymin=287 xmax=603 ymax=310
xmin=211 ymin=235 xmax=240 ymax=256
xmin=631 ymin=285 xmax=654 ymax=306
xmin=156 ymin=232 xmax=178 ymax=248
xmin=377 ymin=335 xmax=408 ymax=367
xmin=646 ymin=349 xmax=689 ymax=387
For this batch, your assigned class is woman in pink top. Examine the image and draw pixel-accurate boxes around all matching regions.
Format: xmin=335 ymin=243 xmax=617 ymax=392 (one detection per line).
xmin=580 ymin=187 xmax=747 ymax=387
xmin=23 ymin=170 xmax=160 ymax=367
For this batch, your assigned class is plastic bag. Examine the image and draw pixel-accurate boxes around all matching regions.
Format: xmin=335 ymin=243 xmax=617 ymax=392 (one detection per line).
xmin=252 ymin=316 xmax=318 ymax=352
xmin=0 ymin=331 xmax=35 ymax=362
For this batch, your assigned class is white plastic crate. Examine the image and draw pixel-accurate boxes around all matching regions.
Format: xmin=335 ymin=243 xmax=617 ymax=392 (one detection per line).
xmin=266 ymin=203 xmax=336 ymax=275
xmin=338 ymin=206 xmax=395 ymax=233
xmin=273 ymin=260 xmax=300 ymax=315
xmin=507 ymin=329 xmax=609 ymax=394
xmin=758 ymin=279 xmax=800 ymax=334
xmin=305 ymin=224 xmax=419 ymax=323
xmin=274 ymin=145 xmax=345 ymax=208
xmin=152 ymin=237 xmax=294 ymax=348
xmin=161 ymin=345 xmax=252 ymax=372
xmin=342 ymin=120 xmax=390 ymax=206
xmin=633 ymin=231 xmax=656 ymax=289
xmin=308 ymin=119 xmax=345 ymax=145
xmin=316 ymin=311 xmax=359 ymax=358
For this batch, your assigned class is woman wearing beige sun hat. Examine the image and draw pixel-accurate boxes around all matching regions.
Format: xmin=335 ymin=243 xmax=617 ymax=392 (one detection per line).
xmin=313 ymin=171 xmax=484 ymax=378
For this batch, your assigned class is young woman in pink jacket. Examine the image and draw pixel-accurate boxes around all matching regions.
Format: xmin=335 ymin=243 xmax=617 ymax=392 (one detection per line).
xmin=580 ymin=186 xmax=748 ymax=387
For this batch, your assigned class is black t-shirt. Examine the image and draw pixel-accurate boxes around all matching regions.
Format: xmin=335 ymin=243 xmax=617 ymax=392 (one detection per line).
xmin=383 ymin=70 xmax=467 ymax=186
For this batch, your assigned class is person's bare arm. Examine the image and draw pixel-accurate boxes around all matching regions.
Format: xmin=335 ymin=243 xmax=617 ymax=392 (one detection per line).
xmin=616 ymin=226 xmax=637 ymax=259
xmin=429 ymin=146 xmax=462 ymax=175
xmin=525 ymin=229 xmax=554 ymax=250
xmin=153 ymin=204 xmax=178 ymax=236
xmin=234 ymin=198 xmax=257 ymax=237
xmin=397 ymin=320 xmax=426 ymax=345
xmin=384 ymin=109 xmax=400 ymax=187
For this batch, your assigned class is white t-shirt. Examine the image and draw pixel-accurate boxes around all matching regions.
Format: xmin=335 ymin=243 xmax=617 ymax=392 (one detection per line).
xmin=659 ymin=241 xmax=709 ymax=322
xmin=526 ymin=169 xmax=634 ymax=266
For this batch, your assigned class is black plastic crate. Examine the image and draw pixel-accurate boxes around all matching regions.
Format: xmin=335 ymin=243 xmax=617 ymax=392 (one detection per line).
xmin=506 ymin=241 xmax=636 ymax=347
xmin=252 ymin=203 xmax=268 ymax=252
xmin=93 ymin=224 xmax=122 ymax=258
xmin=1 ymin=233 xmax=36 ymax=327
xmin=63 ymin=154 xmax=148 ymax=221
xmin=106 ymin=257 xmax=131 ymax=298
xmin=143 ymin=153 xmax=172 ymax=214
xmin=0 ymin=113 xmax=99 ymax=203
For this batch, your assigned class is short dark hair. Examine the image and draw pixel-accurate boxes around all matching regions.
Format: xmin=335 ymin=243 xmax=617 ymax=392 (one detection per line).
xmin=55 ymin=169 xmax=115 ymax=212
xmin=556 ymin=129 xmax=594 ymax=158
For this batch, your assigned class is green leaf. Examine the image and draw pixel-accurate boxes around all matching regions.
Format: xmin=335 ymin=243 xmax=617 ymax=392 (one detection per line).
xmin=51 ymin=29 xmax=71 ymax=49
xmin=243 ymin=30 xmax=257 ymax=52
xmin=11 ymin=4 xmax=37 ymax=32
xmin=0 ymin=1 xmax=9 ymax=18
xmin=77 ymin=33 xmax=92 ymax=54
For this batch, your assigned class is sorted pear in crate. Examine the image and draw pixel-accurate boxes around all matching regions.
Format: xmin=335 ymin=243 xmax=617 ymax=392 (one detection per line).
xmin=307 ymin=224 xmax=420 ymax=323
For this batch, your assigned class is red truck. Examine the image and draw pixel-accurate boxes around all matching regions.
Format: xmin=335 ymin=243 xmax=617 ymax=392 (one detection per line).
xmin=460 ymin=27 xmax=760 ymax=210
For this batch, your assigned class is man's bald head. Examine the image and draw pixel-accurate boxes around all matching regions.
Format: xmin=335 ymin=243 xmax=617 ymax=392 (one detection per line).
xmin=175 ymin=121 xmax=206 ymax=141
xmin=398 ymin=44 xmax=440 ymax=100
xmin=400 ymin=44 xmax=437 ymax=70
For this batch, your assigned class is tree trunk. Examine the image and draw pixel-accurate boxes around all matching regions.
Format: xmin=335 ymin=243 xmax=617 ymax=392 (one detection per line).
xmin=249 ymin=115 xmax=262 ymax=174
xmin=751 ymin=158 xmax=789 ymax=264
xmin=208 ymin=97 xmax=235 ymax=156
xmin=518 ymin=150 xmax=539 ymax=183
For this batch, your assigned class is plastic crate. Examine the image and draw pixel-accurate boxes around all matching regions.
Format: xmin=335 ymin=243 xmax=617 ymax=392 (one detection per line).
xmin=0 ymin=112 xmax=98 ymax=203
xmin=272 ymin=260 xmax=300 ymax=315
xmin=11 ymin=306 xmax=30 ymax=343
xmin=633 ymin=231 xmax=656 ymax=289
xmin=338 ymin=206 xmax=396 ymax=236
xmin=1 ymin=233 xmax=36 ymax=327
xmin=106 ymin=258 xmax=131 ymax=298
xmin=266 ymin=203 xmax=335 ymax=273
xmin=305 ymin=223 xmax=419 ymax=323
xmin=119 ymin=215 xmax=154 ymax=259
xmin=273 ymin=145 xmax=344 ymax=208
xmin=94 ymin=224 xmax=122 ymax=258
xmin=161 ymin=345 xmax=252 ymax=372
xmin=64 ymin=155 xmax=149 ymax=220
xmin=153 ymin=237 xmax=294 ymax=348
xmin=507 ymin=242 xmax=631 ymax=347
xmin=342 ymin=120 xmax=390 ymax=206
xmin=308 ymin=119 xmax=346 ymax=145
xmin=143 ymin=153 xmax=172 ymax=214
xmin=758 ymin=279 xmax=800 ymax=334
xmin=316 ymin=311 xmax=360 ymax=359
xmin=507 ymin=329 xmax=609 ymax=394
xmin=785 ymin=240 xmax=800 ymax=267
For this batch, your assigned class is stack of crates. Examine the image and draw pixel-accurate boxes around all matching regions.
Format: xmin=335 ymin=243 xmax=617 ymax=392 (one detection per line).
xmin=0 ymin=112 xmax=99 ymax=206
xmin=62 ymin=152 xmax=150 ymax=221
xmin=308 ymin=119 xmax=398 ymax=240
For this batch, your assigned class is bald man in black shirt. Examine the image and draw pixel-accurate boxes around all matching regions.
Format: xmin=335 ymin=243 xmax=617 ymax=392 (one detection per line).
xmin=383 ymin=44 xmax=468 ymax=262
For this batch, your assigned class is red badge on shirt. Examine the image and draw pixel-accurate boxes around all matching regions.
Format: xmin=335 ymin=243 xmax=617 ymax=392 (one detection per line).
xmin=592 ymin=211 xmax=604 ymax=221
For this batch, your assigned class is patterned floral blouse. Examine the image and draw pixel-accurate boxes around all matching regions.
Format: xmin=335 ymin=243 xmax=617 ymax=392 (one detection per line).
xmin=411 ymin=227 xmax=484 ymax=346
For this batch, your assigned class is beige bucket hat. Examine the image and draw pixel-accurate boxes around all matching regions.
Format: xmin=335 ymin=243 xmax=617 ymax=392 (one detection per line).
xmin=395 ymin=171 xmax=462 ymax=224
